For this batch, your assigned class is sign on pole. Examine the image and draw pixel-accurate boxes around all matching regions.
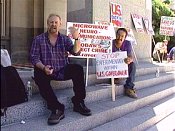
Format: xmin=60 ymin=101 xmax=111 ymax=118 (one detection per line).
xmin=94 ymin=21 xmax=111 ymax=26
xmin=125 ymin=28 xmax=137 ymax=45
xmin=131 ymin=13 xmax=145 ymax=33
xmin=67 ymin=22 xmax=115 ymax=58
xmin=159 ymin=16 xmax=175 ymax=36
xmin=96 ymin=52 xmax=128 ymax=79
xmin=110 ymin=2 xmax=122 ymax=27
xmin=96 ymin=52 xmax=128 ymax=101
xmin=143 ymin=17 xmax=155 ymax=35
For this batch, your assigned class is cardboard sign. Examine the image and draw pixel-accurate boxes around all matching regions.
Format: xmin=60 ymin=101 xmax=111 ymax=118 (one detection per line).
xmin=96 ymin=52 xmax=128 ymax=79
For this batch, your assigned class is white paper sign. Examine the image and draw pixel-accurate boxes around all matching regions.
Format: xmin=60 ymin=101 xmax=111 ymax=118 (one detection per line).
xmin=131 ymin=13 xmax=145 ymax=33
xmin=67 ymin=22 xmax=115 ymax=58
xmin=96 ymin=52 xmax=128 ymax=79
xmin=159 ymin=16 xmax=175 ymax=36
xmin=143 ymin=17 xmax=155 ymax=35
xmin=110 ymin=2 xmax=122 ymax=27
xmin=125 ymin=28 xmax=137 ymax=45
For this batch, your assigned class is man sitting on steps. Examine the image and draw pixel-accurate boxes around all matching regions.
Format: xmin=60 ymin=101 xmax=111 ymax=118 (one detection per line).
xmin=112 ymin=28 xmax=137 ymax=99
xmin=30 ymin=13 xmax=91 ymax=125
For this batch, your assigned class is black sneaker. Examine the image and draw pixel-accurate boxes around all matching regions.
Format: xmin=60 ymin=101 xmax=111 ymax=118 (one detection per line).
xmin=48 ymin=109 xmax=65 ymax=125
xmin=73 ymin=102 xmax=92 ymax=116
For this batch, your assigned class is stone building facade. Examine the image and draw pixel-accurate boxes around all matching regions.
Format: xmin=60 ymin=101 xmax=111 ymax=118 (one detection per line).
xmin=1 ymin=0 xmax=152 ymax=65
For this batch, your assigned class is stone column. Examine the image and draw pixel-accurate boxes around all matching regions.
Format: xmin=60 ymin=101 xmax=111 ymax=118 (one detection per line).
xmin=33 ymin=0 xmax=44 ymax=36
xmin=10 ymin=0 xmax=34 ymax=63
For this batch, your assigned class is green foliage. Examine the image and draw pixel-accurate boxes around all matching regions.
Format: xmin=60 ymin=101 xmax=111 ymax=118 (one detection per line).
xmin=163 ymin=0 xmax=170 ymax=4
xmin=152 ymin=0 xmax=175 ymax=43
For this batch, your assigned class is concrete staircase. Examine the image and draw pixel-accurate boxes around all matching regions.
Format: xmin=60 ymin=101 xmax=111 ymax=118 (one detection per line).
xmin=1 ymin=61 xmax=175 ymax=131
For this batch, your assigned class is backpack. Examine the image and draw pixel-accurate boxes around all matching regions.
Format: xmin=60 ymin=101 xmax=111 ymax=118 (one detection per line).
xmin=1 ymin=65 xmax=28 ymax=116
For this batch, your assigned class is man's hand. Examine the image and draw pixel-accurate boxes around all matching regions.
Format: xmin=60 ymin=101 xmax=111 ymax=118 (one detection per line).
xmin=124 ymin=57 xmax=132 ymax=64
xmin=68 ymin=27 xmax=80 ymax=39
xmin=43 ymin=65 xmax=53 ymax=75
xmin=68 ymin=27 xmax=81 ymax=53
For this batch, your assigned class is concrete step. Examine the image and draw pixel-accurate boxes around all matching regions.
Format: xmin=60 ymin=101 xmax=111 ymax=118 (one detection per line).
xmin=1 ymin=80 xmax=175 ymax=131
xmin=78 ymin=61 xmax=175 ymax=76
xmin=1 ymin=69 xmax=174 ymax=126
xmin=146 ymin=112 xmax=175 ymax=131
xmin=90 ymin=95 xmax=175 ymax=131
xmin=18 ymin=64 xmax=175 ymax=94
xmin=1 ymin=62 xmax=174 ymax=126
xmin=18 ymin=61 xmax=174 ymax=95
xmin=17 ymin=62 xmax=175 ymax=93
xmin=87 ymin=71 xmax=174 ymax=102
xmin=1 ymin=68 xmax=175 ymax=125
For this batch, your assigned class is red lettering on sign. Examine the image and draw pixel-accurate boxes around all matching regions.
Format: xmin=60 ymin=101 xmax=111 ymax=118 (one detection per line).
xmin=111 ymin=4 xmax=121 ymax=16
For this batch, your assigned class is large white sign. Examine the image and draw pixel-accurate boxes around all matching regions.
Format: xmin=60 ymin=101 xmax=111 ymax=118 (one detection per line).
xmin=159 ymin=16 xmax=175 ymax=36
xmin=67 ymin=22 xmax=115 ymax=58
xmin=96 ymin=52 xmax=128 ymax=79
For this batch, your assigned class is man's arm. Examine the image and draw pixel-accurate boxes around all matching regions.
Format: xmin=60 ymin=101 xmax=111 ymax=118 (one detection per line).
xmin=124 ymin=40 xmax=134 ymax=64
xmin=30 ymin=37 xmax=45 ymax=71
xmin=35 ymin=62 xmax=45 ymax=71
xmin=73 ymin=39 xmax=81 ymax=53
xmin=69 ymin=27 xmax=81 ymax=53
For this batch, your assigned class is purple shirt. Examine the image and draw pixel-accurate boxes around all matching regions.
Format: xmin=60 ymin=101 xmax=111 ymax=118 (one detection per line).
xmin=169 ymin=47 xmax=175 ymax=60
xmin=30 ymin=32 xmax=78 ymax=79
xmin=112 ymin=39 xmax=132 ymax=57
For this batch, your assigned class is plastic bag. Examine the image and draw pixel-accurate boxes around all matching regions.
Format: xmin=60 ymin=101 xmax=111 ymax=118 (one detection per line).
xmin=1 ymin=49 xmax=11 ymax=67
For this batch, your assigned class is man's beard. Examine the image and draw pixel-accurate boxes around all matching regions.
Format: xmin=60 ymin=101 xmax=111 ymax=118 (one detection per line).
xmin=49 ymin=27 xmax=57 ymax=33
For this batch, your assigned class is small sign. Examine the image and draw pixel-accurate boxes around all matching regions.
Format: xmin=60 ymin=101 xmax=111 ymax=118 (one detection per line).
xmin=96 ymin=52 xmax=128 ymax=79
xmin=143 ymin=17 xmax=155 ymax=35
xmin=131 ymin=13 xmax=145 ymax=33
xmin=159 ymin=16 xmax=175 ymax=36
xmin=110 ymin=2 xmax=122 ymax=27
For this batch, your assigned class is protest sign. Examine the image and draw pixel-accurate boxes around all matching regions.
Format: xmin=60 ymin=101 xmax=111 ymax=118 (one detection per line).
xmin=96 ymin=52 xmax=128 ymax=79
xmin=94 ymin=21 xmax=111 ymax=26
xmin=94 ymin=21 xmax=116 ymax=40
xmin=131 ymin=13 xmax=145 ymax=33
xmin=125 ymin=28 xmax=137 ymax=45
xmin=110 ymin=2 xmax=122 ymax=27
xmin=143 ymin=17 xmax=155 ymax=35
xmin=159 ymin=16 xmax=175 ymax=36
xmin=67 ymin=22 xmax=115 ymax=58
